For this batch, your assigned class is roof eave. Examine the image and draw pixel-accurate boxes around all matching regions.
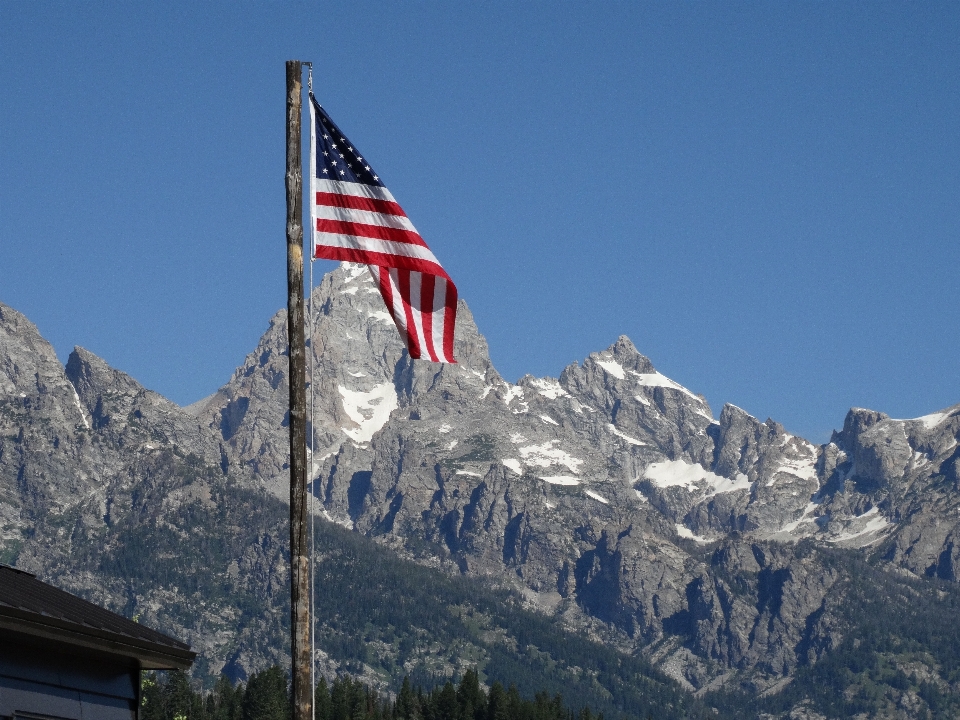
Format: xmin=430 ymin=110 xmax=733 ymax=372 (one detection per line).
xmin=0 ymin=611 xmax=196 ymax=671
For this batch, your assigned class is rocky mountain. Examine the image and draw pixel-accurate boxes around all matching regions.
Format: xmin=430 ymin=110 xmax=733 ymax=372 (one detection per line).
xmin=3 ymin=264 xmax=960 ymax=717
xmin=188 ymin=265 xmax=960 ymax=683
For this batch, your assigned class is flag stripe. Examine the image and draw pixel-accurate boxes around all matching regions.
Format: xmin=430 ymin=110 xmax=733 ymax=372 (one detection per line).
xmin=374 ymin=267 xmax=402 ymax=344
xmin=315 ymin=219 xmax=427 ymax=248
xmin=429 ymin=278 xmax=447 ymax=357
xmin=385 ymin=269 xmax=408 ymax=347
xmin=314 ymin=204 xmax=417 ymax=232
xmin=315 ymin=192 xmax=407 ymax=218
xmin=443 ymin=281 xmax=457 ymax=361
xmin=313 ymin=233 xmax=443 ymax=268
xmin=312 ymin=246 xmax=451 ymax=280
xmin=314 ymin=178 xmax=396 ymax=203
xmin=397 ymin=271 xmax=422 ymax=358
xmin=404 ymin=272 xmax=427 ymax=357
xmin=433 ymin=277 xmax=449 ymax=362
xmin=419 ymin=273 xmax=436 ymax=362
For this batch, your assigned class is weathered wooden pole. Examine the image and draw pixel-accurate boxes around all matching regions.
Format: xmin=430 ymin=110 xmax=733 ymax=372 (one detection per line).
xmin=285 ymin=58 xmax=311 ymax=720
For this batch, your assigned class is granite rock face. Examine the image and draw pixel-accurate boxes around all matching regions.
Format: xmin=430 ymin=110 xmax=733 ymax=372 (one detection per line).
xmin=3 ymin=263 xmax=960 ymax=699
xmin=184 ymin=265 xmax=960 ymax=688
xmin=0 ymin=302 xmax=288 ymax=680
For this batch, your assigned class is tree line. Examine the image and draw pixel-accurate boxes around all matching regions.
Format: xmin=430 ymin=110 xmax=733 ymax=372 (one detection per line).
xmin=141 ymin=667 xmax=616 ymax=720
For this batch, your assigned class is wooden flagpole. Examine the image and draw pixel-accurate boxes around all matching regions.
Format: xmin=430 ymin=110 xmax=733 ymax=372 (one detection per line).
xmin=285 ymin=59 xmax=311 ymax=720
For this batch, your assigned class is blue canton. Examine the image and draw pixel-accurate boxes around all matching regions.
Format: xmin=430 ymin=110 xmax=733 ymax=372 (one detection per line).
xmin=310 ymin=94 xmax=385 ymax=188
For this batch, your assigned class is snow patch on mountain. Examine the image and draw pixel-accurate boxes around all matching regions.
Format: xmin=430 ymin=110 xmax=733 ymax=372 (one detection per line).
xmin=607 ymin=424 xmax=645 ymax=446
xmin=676 ymin=524 xmax=711 ymax=543
xmin=584 ymin=489 xmax=609 ymax=504
xmin=768 ymin=441 xmax=818 ymax=485
xmin=518 ymin=441 xmax=583 ymax=474
xmin=540 ymin=476 xmax=580 ymax=486
xmin=72 ymin=387 xmax=90 ymax=429
xmin=644 ymin=460 xmax=751 ymax=495
xmin=503 ymin=385 xmax=524 ymax=405
xmin=368 ymin=310 xmax=393 ymax=324
xmin=917 ymin=411 xmax=950 ymax=429
xmin=829 ymin=507 xmax=893 ymax=547
xmin=630 ymin=370 xmax=701 ymax=402
xmin=529 ymin=378 xmax=568 ymax=399
xmin=773 ymin=502 xmax=820 ymax=537
xmin=596 ymin=359 xmax=626 ymax=379
xmin=502 ymin=459 xmax=522 ymax=474
xmin=342 ymin=262 xmax=369 ymax=283
xmin=338 ymin=383 xmax=398 ymax=443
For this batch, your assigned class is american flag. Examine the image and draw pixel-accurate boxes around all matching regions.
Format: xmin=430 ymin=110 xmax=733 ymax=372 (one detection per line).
xmin=308 ymin=93 xmax=458 ymax=363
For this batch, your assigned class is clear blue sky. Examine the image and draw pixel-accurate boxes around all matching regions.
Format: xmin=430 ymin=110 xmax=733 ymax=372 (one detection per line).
xmin=1 ymin=2 xmax=958 ymax=442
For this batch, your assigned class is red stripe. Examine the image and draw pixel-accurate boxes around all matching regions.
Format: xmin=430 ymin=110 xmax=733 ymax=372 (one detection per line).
xmin=397 ymin=270 xmax=422 ymax=359
xmin=443 ymin=280 xmax=457 ymax=363
xmin=312 ymin=246 xmax=451 ymax=281
xmin=376 ymin=267 xmax=404 ymax=344
xmin=315 ymin=192 xmax=407 ymax=217
xmin=315 ymin=219 xmax=427 ymax=247
xmin=419 ymin=273 xmax=439 ymax=362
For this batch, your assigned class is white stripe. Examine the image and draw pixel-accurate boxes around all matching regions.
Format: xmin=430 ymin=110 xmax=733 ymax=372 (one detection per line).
xmin=314 ymin=233 xmax=441 ymax=266
xmin=430 ymin=277 xmax=448 ymax=361
xmin=313 ymin=178 xmax=396 ymax=203
xmin=387 ymin=269 xmax=408 ymax=338
xmin=314 ymin=204 xmax=417 ymax=232
xmin=408 ymin=273 xmax=429 ymax=358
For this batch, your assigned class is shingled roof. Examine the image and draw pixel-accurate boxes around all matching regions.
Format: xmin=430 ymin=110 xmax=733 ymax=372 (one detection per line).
xmin=0 ymin=564 xmax=195 ymax=670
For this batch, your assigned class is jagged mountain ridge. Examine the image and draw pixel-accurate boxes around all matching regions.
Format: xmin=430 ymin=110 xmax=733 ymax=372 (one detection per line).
xmin=185 ymin=264 xmax=960 ymax=689
xmin=3 ymin=264 xmax=960 ymax=710
xmin=189 ymin=264 xmax=960 ymax=550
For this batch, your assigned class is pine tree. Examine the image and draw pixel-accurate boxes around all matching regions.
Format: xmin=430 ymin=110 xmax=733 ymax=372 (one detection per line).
xmin=315 ymin=677 xmax=332 ymax=720
xmin=167 ymin=670 xmax=195 ymax=720
xmin=330 ymin=676 xmax=352 ymax=720
xmin=456 ymin=669 xmax=485 ymax=720
xmin=505 ymin=684 xmax=524 ymax=720
xmin=434 ymin=681 xmax=459 ymax=720
xmin=396 ymin=676 xmax=418 ymax=720
xmin=242 ymin=666 xmax=289 ymax=720
xmin=140 ymin=671 xmax=165 ymax=720
xmin=486 ymin=682 xmax=508 ymax=720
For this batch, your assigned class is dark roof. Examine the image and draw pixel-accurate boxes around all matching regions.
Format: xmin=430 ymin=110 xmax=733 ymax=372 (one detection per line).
xmin=0 ymin=564 xmax=195 ymax=670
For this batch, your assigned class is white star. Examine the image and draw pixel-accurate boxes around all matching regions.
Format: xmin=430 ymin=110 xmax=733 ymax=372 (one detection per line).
xmin=348 ymin=147 xmax=353 ymax=152
xmin=357 ymin=156 xmax=363 ymax=162
xmin=331 ymin=160 xmax=337 ymax=166
xmin=322 ymin=168 xmax=329 ymax=174
xmin=364 ymin=165 xmax=370 ymax=171
xmin=373 ymin=175 xmax=378 ymax=181
xmin=339 ymin=169 xmax=346 ymax=176
xmin=331 ymin=143 xmax=337 ymax=149
xmin=323 ymin=151 xmax=329 ymax=156
xmin=322 ymin=134 xmax=329 ymax=139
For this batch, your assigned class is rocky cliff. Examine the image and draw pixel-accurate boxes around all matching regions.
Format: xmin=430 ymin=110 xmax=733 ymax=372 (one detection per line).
xmin=3 ymin=264 xmax=960 ymax=716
